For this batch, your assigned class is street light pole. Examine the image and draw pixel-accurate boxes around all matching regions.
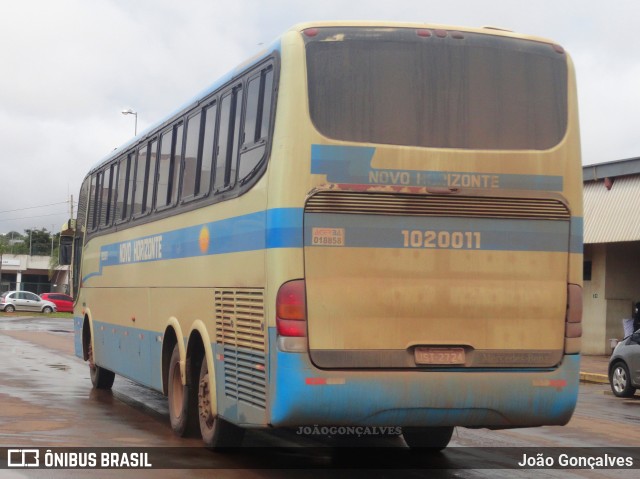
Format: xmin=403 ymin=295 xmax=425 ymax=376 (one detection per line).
xmin=121 ymin=108 xmax=138 ymax=136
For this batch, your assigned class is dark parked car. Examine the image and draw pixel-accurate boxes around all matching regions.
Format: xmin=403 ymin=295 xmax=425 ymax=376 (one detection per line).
xmin=40 ymin=293 xmax=74 ymax=313
xmin=0 ymin=291 xmax=57 ymax=313
xmin=609 ymin=330 xmax=640 ymax=397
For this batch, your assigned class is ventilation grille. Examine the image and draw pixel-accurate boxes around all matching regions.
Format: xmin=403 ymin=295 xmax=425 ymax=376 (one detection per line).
xmin=214 ymin=289 xmax=266 ymax=409
xmin=215 ymin=289 xmax=265 ymax=351
xmin=305 ymin=191 xmax=570 ymax=220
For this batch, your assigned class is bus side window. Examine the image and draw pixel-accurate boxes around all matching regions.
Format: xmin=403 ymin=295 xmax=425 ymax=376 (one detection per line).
xmin=174 ymin=123 xmax=184 ymax=201
xmin=76 ymin=177 xmax=90 ymax=233
xmin=109 ymin=162 xmax=119 ymax=226
xmin=200 ymin=102 xmax=218 ymax=196
xmin=115 ymin=155 xmax=130 ymax=222
xmin=146 ymin=139 xmax=158 ymax=212
xmin=214 ymin=93 xmax=232 ymax=192
xmin=156 ymin=128 xmax=174 ymax=209
xmin=214 ymin=86 xmax=243 ymax=193
xmin=239 ymin=67 xmax=273 ymax=183
xmin=132 ymin=145 xmax=148 ymax=216
xmin=156 ymin=126 xmax=181 ymax=209
xmin=100 ymin=163 xmax=118 ymax=228
xmin=181 ymin=112 xmax=203 ymax=200
xmin=87 ymin=174 xmax=98 ymax=231
xmin=229 ymin=87 xmax=243 ymax=188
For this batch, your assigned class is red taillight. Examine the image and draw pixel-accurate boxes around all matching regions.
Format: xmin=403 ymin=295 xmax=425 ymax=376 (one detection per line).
xmin=276 ymin=280 xmax=306 ymax=337
xmin=303 ymin=28 xmax=319 ymax=38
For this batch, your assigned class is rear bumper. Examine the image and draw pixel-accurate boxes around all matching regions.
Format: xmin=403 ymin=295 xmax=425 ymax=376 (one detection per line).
xmin=270 ymin=347 xmax=580 ymax=428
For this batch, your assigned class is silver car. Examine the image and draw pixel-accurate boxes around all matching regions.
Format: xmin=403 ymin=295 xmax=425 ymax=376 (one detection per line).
xmin=0 ymin=291 xmax=57 ymax=314
xmin=608 ymin=331 xmax=640 ymax=397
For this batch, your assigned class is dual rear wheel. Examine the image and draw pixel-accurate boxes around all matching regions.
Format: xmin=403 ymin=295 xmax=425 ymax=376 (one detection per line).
xmin=167 ymin=344 xmax=244 ymax=448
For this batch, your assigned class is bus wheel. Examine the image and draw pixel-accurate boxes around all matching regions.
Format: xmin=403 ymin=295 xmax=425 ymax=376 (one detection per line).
xmin=198 ymin=358 xmax=245 ymax=448
xmin=88 ymin=341 xmax=115 ymax=389
xmin=402 ymin=426 xmax=454 ymax=451
xmin=168 ymin=344 xmax=198 ymax=436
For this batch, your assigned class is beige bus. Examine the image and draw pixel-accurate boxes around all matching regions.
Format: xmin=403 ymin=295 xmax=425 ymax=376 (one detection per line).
xmin=61 ymin=21 xmax=583 ymax=450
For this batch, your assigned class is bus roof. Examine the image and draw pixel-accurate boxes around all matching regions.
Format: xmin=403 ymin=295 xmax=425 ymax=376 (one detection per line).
xmin=88 ymin=20 xmax=563 ymax=176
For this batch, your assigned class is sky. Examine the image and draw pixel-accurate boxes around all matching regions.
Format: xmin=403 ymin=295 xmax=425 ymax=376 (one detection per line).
xmin=0 ymin=0 xmax=638 ymax=235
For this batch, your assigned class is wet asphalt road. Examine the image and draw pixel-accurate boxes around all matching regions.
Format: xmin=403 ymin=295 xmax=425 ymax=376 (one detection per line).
xmin=0 ymin=316 xmax=639 ymax=478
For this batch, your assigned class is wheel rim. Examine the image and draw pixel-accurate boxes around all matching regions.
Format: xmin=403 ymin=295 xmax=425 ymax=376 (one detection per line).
xmin=6 ymin=305 xmax=14 ymax=312
xmin=612 ymin=366 xmax=627 ymax=393
xmin=170 ymin=365 xmax=183 ymax=418
xmin=199 ymin=368 xmax=214 ymax=431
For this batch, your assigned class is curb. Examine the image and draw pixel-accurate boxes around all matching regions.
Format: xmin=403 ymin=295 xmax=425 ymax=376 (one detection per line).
xmin=579 ymin=372 xmax=609 ymax=384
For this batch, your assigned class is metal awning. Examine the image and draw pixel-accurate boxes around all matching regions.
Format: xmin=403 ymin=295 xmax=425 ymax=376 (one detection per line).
xmin=584 ymin=174 xmax=640 ymax=244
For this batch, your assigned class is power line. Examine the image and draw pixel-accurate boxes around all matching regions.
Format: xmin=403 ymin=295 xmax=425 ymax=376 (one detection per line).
xmin=0 ymin=201 xmax=69 ymax=216
xmin=0 ymin=211 xmax=70 ymax=222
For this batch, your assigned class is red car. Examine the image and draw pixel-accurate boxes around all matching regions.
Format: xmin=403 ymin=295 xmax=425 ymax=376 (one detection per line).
xmin=40 ymin=293 xmax=74 ymax=313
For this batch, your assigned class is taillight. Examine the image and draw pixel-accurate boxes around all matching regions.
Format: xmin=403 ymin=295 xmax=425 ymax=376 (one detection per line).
xmin=276 ymin=280 xmax=306 ymax=337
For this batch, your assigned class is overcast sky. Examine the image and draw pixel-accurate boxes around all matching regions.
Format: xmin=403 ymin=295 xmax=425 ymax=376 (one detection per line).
xmin=1 ymin=0 xmax=638 ymax=235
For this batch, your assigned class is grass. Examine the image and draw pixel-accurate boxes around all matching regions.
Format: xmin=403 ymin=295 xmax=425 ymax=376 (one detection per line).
xmin=0 ymin=311 xmax=74 ymax=319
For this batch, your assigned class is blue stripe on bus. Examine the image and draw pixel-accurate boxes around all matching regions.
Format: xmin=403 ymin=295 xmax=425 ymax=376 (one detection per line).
xmin=570 ymin=216 xmax=584 ymax=253
xmin=311 ymin=144 xmax=564 ymax=191
xmin=82 ymin=207 xmax=583 ymax=283
xmin=83 ymin=208 xmax=303 ymax=283
xmin=306 ymin=214 xmax=580 ymax=253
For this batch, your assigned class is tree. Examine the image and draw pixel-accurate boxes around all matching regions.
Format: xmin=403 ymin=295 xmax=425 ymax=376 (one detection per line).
xmin=21 ymin=228 xmax=55 ymax=256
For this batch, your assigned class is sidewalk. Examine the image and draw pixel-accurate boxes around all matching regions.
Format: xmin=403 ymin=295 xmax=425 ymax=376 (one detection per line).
xmin=579 ymin=355 xmax=610 ymax=384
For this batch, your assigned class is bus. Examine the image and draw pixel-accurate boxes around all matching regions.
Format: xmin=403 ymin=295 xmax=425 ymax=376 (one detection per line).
xmin=60 ymin=21 xmax=583 ymax=450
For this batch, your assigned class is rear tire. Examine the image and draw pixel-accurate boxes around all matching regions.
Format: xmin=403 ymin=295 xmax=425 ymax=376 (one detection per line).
xmin=198 ymin=357 xmax=245 ymax=448
xmin=168 ymin=344 xmax=199 ymax=437
xmin=42 ymin=306 xmax=53 ymax=314
xmin=4 ymin=304 xmax=15 ymax=313
xmin=610 ymin=361 xmax=636 ymax=398
xmin=402 ymin=426 xmax=454 ymax=450
xmin=88 ymin=340 xmax=115 ymax=389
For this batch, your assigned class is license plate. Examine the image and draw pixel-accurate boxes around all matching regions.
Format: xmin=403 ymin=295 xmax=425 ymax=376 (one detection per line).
xmin=414 ymin=347 xmax=465 ymax=365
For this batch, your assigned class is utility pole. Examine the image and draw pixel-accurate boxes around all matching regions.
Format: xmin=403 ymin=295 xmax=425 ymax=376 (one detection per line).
xmin=68 ymin=194 xmax=75 ymax=298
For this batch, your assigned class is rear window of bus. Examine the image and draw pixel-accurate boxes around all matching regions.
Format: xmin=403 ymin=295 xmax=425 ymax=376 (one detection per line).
xmin=305 ymin=28 xmax=568 ymax=150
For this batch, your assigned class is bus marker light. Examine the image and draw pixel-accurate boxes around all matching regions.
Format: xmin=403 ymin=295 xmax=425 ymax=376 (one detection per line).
xmin=305 ymin=377 xmax=345 ymax=385
xmin=532 ymin=379 xmax=567 ymax=391
xmin=416 ymin=29 xmax=432 ymax=38
xmin=435 ymin=29 xmax=448 ymax=38
xmin=306 ymin=378 xmax=326 ymax=385
xmin=304 ymin=28 xmax=319 ymax=37
xmin=216 ymin=353 xmax=224 ymax=361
